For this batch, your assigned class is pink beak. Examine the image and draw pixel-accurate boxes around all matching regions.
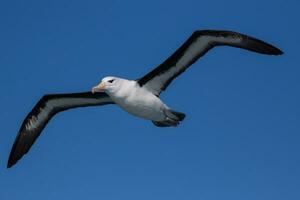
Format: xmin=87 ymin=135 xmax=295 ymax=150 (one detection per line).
xmin=91 ymin=82 xmax=106 ymax=93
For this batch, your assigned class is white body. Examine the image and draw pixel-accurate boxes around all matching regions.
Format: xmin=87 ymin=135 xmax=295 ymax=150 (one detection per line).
xmin=105 ymin=78 xmax=168 ymax=121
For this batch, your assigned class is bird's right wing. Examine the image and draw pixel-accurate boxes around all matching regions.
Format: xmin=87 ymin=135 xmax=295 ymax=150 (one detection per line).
xmin=7 ymin=92 xmax=114 ymax=168
xmin=138 ymin=30 xmax=283 ymax=96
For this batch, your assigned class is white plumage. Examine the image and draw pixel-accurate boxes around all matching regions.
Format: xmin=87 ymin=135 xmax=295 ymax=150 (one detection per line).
xmin=95 ymin=77 xmax=168 ymax=121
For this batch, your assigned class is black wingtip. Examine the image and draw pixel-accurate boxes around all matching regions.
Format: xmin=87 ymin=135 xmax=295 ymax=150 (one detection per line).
xmin=7 ymin=149 xmax=17 ymax=168
xmin=241 ymin=34 xmax=284 ymax=56
xmin=197 ymin=30 xmax=284 ymax=56
xmin=7 ymin=152 xmax=15 ymax=169
xmin=264 ymin=44 xmax=284 ymax=55
xmin=274 ymin=48 xmax=284 ymax=55
xmin=7 ymin=163 xmax=13 ymax=169
xmin=7 ymin=153 xmax=15 ymax=168
xmin=7 ymin=132 xmax=24 ymax=169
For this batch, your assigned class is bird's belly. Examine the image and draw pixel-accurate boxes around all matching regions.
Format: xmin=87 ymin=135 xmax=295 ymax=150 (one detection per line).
xmin=113 ymin=94 xmax=166 ymax=121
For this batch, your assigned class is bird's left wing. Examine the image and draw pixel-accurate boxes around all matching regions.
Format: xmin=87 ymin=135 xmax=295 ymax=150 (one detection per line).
xmin=138 ymin=30 xmax=283 ymax=96
xmin=7 ymin=92 xmax=114 ymax=168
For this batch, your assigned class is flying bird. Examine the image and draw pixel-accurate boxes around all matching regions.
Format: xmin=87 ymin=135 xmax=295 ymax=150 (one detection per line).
xmin=7 ymin=30 xmax=283 ymax=168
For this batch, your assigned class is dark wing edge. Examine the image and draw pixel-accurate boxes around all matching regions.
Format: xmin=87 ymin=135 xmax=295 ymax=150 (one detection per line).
xmin=7 ymin=92 xmax=114 ymax=168
xmin=138 ymin=30 xmax=283 ymax=95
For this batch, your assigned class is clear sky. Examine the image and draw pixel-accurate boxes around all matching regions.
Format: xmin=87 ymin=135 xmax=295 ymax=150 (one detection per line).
xmin=0 ymin=0 xmax=299 ymax=199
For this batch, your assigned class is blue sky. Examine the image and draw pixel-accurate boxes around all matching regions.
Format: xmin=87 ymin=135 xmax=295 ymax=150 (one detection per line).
xmin=0 ymin=0 xmax=299 ymax=199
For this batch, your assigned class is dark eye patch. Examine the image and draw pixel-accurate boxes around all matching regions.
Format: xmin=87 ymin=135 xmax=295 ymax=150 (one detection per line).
xmin=108 ymin=79 xmax=115 ymax=83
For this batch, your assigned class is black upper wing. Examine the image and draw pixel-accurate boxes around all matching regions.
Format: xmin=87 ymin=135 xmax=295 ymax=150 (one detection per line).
xmin=7 ymin=92 xmax=114 ymax=168
xmin=138 ymin=30 xmax=283 ymax=96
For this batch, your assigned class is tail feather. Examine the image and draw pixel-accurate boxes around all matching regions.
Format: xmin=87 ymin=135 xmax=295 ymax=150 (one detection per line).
xmin=170 ymin=110 xmax=186 ymax=121
xmin=152 ymin=109 xmax=186 ymax=127
xmin=152 ymin=120 xmax=177 ymax=127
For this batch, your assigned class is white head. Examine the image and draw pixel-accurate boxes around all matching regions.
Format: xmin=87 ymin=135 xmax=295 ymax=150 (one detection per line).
xmin=92 ymin=76 xmax=123 ymax=94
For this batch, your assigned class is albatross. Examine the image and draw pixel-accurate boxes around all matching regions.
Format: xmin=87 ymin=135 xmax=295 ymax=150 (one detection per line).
xmin=7 ymin=30 xmax=283 ymax=168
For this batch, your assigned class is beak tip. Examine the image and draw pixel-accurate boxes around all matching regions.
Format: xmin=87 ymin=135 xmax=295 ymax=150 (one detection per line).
xmin=91 ymin=82 xmax=105 ymax=93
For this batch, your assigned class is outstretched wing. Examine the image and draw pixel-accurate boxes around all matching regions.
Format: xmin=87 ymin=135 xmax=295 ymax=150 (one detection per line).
xmin=138 ymin=30 xmax=283 ymax=96
xmin=7 ymin=92 xmax=114 ymax=168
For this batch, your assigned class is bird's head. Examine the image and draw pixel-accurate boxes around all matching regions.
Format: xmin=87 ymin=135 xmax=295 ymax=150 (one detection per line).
xmin=92 ymin=76 xmax=121 ymax=94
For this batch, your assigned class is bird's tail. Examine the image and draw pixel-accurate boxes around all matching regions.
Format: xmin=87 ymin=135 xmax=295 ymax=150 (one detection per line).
xmin=168 ymin=110 xmax=186 ymax=121
xmin=152 ymin=109 xmax=185 ymax=127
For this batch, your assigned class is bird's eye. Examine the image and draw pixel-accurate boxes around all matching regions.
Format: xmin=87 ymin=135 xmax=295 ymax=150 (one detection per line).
xmin=108 ymin=79 xmax=114 ymax=83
